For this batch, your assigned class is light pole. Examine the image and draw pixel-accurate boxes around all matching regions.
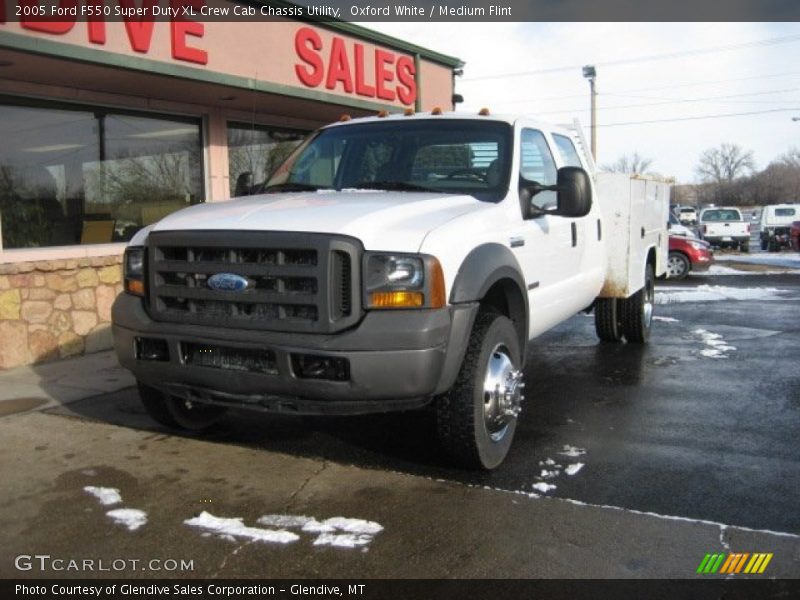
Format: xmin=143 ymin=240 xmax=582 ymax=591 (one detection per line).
xmin=583 ymin=65 xmax=597 ymax=161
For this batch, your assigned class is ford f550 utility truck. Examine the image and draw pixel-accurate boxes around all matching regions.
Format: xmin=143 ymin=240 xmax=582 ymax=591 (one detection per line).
xmin=112 ymin=112 xmax=668 ymax=469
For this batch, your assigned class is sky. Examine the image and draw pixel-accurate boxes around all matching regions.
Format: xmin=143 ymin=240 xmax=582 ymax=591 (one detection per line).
xmin=359 ymin=22 xmax=800 ymax=183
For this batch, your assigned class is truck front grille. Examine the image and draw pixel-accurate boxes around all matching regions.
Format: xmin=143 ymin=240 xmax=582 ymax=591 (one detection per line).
xmin=146 ymin=231 xmax=361 ymax=333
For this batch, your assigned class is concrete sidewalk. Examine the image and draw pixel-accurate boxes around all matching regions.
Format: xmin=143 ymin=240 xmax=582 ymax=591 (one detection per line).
xmin=0 ymin=350 xmax=134 ymax=415
xmin=1 ymin=352 xmax=798 ymax=579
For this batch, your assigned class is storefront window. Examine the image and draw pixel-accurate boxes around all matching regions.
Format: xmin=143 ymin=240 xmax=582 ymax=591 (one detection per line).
xmin=227 ymin=123 xmax=306 ymax=197
xmin=0 ymin=99 xmax=203 ymax=249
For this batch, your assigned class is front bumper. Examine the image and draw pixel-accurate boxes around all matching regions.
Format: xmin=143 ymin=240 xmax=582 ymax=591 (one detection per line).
xmin=112 ymin=294 xmax=477 ymax=415
xmin=690 ymin=251 xmax=714 ymax=272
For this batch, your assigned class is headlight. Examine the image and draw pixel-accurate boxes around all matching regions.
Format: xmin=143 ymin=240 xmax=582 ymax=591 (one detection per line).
xmin=364 ymin=253 xmax=445 ymax=309
xmin=124 ymin=247 xmax=145 ymax=297
xmin=689 ymin=240 xmax=708 ymax=250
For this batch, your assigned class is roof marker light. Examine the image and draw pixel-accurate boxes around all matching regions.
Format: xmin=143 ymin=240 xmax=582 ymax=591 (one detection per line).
xmin=404 ymin=108 xmax=415 ymax=116
xmin=339 ymin=114 xmax=352 ymax=122
xmin=431 ymin=107 xmax=443 ymax=115
xmin=377 ymin=110 xmax=389 ymax=118
xmin=478 ymin=108 xmax=490 ymax=116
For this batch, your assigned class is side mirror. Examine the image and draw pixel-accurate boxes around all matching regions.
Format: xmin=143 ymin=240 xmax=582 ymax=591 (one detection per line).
xmin=554 ymin=166 xmax=592 ymax=217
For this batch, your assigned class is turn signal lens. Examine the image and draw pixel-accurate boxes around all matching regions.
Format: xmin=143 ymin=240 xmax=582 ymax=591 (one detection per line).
xmin=478 ymin=107 xmax=490 ymax=116
xmin=369 ymin=291 xmax=424 ymax=308
xmin=125 ymin=278 xmax=145 ymax=297
xmin=429 ymin=258 xmax=446 ymax=308
xmin=431 ymin=106 xmax=443 ymax=115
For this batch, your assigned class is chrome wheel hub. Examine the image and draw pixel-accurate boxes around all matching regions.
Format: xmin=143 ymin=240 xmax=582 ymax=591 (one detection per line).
xmin=483 ymin=345 xmax=525 ymax=442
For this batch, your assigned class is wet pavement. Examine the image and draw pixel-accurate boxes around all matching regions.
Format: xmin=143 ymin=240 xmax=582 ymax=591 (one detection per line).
xmin=39 ymin=266 xmax=800 ymax=535
xmin=1 ymin=255 xmax=799 ymax=578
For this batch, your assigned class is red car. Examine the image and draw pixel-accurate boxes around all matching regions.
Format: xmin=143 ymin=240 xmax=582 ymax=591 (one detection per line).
xmin=667 ymin=235 xmax=714 ymax=279
xmin=791 ymin=221 xmax=800 ymax=251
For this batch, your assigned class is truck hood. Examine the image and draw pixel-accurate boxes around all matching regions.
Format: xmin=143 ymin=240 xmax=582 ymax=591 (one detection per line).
xmin=151 ymin=190 xmax=493 ymax=251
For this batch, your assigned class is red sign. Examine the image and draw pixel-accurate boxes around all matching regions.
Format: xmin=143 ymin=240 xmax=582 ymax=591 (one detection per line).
xmin=1 ymin=0 xmax=208 ymax=65
xmin=294 ymin=26 xmax=417 ymax=106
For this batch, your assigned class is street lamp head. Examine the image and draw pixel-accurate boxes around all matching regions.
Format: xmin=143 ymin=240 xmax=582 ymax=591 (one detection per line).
xmin=793 ymin=117 xmax=800 ymax=122
xmin=582 ymin=65 xmax=596 ymax=80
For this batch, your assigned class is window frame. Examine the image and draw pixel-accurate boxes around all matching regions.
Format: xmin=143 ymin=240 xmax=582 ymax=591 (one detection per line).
xmin=0 ymin=95 xmax=205 ymax=252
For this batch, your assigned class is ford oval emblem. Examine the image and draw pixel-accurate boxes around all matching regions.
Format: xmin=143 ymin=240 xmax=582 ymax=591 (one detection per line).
xmin=207 ymin=273 xmax=250 ymax=292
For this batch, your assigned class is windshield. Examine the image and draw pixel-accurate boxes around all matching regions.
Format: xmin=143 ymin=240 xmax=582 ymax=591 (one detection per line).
xmin=680 ymin=208 xmax=695 ymax=213
xmin=262 ymin=119 xmax=513 ymax=202
xmin=702 ymin=209 xmax=741 ymax=222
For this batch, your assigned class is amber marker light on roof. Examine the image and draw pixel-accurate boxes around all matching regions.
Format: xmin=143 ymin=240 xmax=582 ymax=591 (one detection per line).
xmin=339 ymin=114 xmax=351 ymax=121
xmin=431 ymin=107 xmax=443 ymax=115
xmin=377 ymin=110 xmax=389 ymax=118
xmin=478 ymin=108 xmax=491 ymax=116
xmin=404 ymin=108 xmax=415 ymax=116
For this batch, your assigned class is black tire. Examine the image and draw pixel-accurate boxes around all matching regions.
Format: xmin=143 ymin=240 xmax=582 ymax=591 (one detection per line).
xmin=760 ymin=237 xmax=768 ymax=251
xmin=594 ymin=298 xmax=623 ymax=342
xmin=620 ymin=264 xmax=655 ymax=344
xmin=741 ymin=243 xmax=750 ymax=253
xmin=435 ymin=311 xmax=523 ymax=470
xmin=768 ymin=239 xmax=778 ymax=253
xmin=137 ymin=382 xmax=226 ymax=432
xmin=666 ymin=251 xmax=690 ymax=280
xmin=138 ymin=382 xmax=179 ymax=428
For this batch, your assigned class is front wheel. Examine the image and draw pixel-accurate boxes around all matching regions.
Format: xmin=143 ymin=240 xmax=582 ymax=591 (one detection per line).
xmin=436 ymin=311 xmax=524 ymax=470
xmin=620 ymin=264 xmax=655 ymax=344
xmin=137 ymin=382 xmax=227 ymax=432
xmin=666 ymin=251 xmax=690 ymax=280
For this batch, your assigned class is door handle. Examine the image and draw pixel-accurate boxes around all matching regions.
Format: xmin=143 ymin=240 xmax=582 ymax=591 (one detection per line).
xmin=571 ymin=222 xmax=577 ymax=247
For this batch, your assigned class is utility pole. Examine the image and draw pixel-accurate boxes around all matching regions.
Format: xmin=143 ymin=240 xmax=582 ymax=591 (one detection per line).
xmin=582 ymin=65 xmax=597 ymax=161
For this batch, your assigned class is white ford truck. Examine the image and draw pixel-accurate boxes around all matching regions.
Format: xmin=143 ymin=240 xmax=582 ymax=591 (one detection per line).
xmin=112 ymin=112 xmax=667 ymax=469
xmin=699 ymin=207 xmax=750 ymax=252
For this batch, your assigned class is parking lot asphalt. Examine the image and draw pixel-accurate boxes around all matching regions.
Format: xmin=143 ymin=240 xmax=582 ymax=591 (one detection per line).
xmin=1 ymin=254 xmax=799 ymax=578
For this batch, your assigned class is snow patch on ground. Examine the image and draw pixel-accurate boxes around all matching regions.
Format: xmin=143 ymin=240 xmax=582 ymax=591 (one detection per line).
xmin=84 ymin=486 xmax=122 ymax=506
xmin=532 ymin=482 xmax=557 ymax=493
xmin=539 ymin=469 xmax=560 ymax=479
xmin=694 ymin=329 xmax=736 ymax=359
xmin=106 ymin=508 xmax=147 ymax=531
xmin=715 ymin=254 xmax=800 ymax=270
xmin=185 ymin=512 xmax=299 ymax=544
xmin=704 ymin=265 xmax=790 ymax=276
xmin=558 ymin=445 xmax=587 ymax=458
xmin=188 ymin=513 xmax=384 ymax=549
xmin=656 ymin=285 xmax=793 ymax=304
xmin=565 ymin=463 xmax=585 ymax=476
xmin=653 ymin=316 xmax=680 ymax=323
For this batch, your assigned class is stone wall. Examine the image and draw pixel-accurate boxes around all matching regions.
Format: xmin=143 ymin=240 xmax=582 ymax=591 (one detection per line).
xmin=0 ymin=255 xmax=123 ymax=369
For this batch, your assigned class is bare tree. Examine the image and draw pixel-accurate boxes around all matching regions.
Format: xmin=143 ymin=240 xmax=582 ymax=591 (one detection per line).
xmin=695 ymin=143 xmax=755 ymax=184
xmin=602 ymin=152 xmax=654 ymax=174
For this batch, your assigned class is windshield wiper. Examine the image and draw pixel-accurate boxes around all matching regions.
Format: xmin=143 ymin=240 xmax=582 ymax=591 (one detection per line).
xmin=350 ymin=180 xmax=439 ymax=193
xmin=262 ymin=182 xmax=326 ymax=193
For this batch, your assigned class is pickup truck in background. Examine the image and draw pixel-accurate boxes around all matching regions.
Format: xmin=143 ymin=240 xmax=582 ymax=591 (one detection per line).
xmin=699 ymin=207 xmax=750 ymax=252
xmin=759 ymin=203 xmax=800 ymax=251
xmin=112 ymin=111 xmax=667 ymax=470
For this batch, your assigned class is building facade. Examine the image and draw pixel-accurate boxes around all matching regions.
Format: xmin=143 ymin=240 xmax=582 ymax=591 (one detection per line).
xmin=0 ymin=5 xmax=462 ymax=368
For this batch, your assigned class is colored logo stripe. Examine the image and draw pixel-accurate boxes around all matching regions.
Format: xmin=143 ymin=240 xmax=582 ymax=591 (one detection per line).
xmin=697 ymin=553 xmax=773 ymax=574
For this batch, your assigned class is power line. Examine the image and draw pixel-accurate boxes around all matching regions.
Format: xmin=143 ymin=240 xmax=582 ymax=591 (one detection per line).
xmin=461 ymin=34 xmax=800 ymax=82
xmin=491 ymin=70 xmax=800 ymax=105
xmin=597 ymin=108 xmax=800 ymax=128
xmin=520 ymin=87 xmax=800 ymax=115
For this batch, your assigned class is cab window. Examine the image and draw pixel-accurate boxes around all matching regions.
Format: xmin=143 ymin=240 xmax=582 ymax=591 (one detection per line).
xmin=519 ymin=129 xmax=557 ymax=214
xmin=552 ymin=134 xmax=583 ymax=168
